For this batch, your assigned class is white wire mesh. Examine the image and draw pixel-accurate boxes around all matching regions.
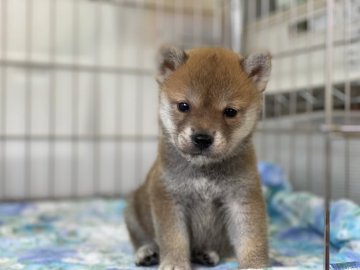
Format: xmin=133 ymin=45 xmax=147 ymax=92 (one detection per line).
xmin=0 ymin=0 xmax=359 ymax=204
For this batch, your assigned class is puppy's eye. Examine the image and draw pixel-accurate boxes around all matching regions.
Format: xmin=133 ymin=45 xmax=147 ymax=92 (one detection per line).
xmin=224 ymin=108 xmax=238 ymax=118
xmin=178 ymin=102 xmax=190 ymax=112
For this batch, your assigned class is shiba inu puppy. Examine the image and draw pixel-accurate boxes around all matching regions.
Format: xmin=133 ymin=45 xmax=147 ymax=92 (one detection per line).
xmin=125 ymin=46 xmax=271 ymax=270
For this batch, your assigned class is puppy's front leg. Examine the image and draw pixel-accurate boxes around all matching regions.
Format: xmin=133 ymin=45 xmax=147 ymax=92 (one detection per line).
xmin=150 ymin=179 xmax=191 ymax=270
xmin=225 ymin=187 xmax=268 ymax=269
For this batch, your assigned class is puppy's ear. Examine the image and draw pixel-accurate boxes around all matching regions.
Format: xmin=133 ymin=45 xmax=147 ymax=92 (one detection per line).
xmin=241 ymin=51 xmax=271 ymax=92
xmin=156 ymin=45 xmax=188 ymax=84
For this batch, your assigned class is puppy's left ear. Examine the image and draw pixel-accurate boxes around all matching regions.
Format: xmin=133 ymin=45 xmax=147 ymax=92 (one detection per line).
xmin=156 ymin=45 xmax=188 ymax=84
xmin=241 ymin=51 xmax=272 ymax=92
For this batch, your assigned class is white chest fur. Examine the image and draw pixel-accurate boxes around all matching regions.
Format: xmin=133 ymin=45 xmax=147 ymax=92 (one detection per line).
xmin=168 ymin=176 xmax=224 ymax=201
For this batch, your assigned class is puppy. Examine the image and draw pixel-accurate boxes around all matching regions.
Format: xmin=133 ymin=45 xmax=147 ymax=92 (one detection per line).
xmin=125 ymin=46 xmax=271 ymax=270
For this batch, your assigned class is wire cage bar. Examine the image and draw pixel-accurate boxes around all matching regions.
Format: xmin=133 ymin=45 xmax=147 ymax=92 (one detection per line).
xmin=0 ymin=0 xmax=228 ymax=200
xmin=246 ymin=0 xmax=360 ymax=204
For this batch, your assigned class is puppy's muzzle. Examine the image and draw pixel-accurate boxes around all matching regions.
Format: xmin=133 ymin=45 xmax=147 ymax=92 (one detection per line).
xmin=191 ymin=133 xmax=214 ymax=150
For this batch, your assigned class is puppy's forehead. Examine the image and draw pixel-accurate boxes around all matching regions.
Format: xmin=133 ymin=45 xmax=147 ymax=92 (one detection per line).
xmin=162 ymin=48 xmax=258 ymax=107
xmin=187 ymin=48 xmax=243 ymax=65
xmin=186 ymin=48 xmax=244 ymax=82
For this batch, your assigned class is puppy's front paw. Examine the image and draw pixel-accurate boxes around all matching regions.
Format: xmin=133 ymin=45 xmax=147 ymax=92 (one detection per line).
xmin=192 ymin=250 xmax=219 ymax=266
xmin=159 ymin=261 xmax=191 ymax=270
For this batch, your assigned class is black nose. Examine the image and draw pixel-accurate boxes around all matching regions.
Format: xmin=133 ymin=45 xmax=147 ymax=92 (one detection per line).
xmin=191 ymin=134 xmax=214 ymax=150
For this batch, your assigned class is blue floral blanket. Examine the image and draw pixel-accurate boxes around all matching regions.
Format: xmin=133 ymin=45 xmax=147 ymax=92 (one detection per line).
xmin=0 ymin=162 xmax=359 ymax=270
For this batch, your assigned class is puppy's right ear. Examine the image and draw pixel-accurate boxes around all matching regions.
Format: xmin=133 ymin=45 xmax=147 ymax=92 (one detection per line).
xmin=156 ymin=45 xmax=188 ymax=84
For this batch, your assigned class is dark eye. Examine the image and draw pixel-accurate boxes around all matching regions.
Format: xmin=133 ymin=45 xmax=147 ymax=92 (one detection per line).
xmin=177 ymin=102 xmax=190 ymax=112
xmin=224 ymin=108 xmax=238 ymax=118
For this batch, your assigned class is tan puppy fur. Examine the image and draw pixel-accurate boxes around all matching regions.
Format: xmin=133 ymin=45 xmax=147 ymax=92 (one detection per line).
xmin=125 ymin=46 xmax=271 ymax=270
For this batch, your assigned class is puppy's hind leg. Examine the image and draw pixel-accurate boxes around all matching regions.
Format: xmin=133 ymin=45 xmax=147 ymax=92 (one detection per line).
xmin=125 ymin=207 xmax=159 ymax=266
xmin=135 ymin=243 xmax=159 ymax=266
xmin=126 ymin=213 xmax=159 ymax=266
xmin=125 ymin=196 xmax=159 ymax=266
xmin=125 ymin=212 xmax=160 ymax=266
xmin=124 ymin=201 xmax=147 ymax=249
